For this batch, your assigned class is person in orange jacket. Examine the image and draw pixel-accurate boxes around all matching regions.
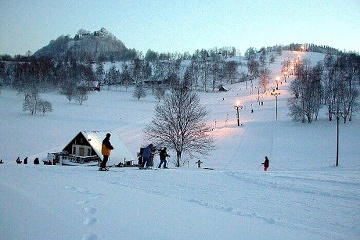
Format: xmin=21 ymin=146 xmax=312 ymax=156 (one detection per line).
xmin=100 ymin=133 xmax=114 ymax=169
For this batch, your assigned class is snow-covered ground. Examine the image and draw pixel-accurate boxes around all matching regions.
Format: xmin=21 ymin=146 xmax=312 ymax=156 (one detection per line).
xmin=1 ymin=51 xmax=359 ymax=240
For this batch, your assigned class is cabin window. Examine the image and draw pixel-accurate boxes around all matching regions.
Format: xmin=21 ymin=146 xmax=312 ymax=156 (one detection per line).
xmin=72 ymin=144 xmax=92 ymax=157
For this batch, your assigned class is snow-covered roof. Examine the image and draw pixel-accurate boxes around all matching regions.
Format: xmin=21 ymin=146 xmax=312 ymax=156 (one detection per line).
xmin=68 ymin=131 xmax=135 ymax=163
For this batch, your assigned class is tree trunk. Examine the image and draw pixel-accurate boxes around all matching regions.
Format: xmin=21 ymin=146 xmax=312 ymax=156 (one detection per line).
xmin=176 ymin=151 xmax=182 ymax=167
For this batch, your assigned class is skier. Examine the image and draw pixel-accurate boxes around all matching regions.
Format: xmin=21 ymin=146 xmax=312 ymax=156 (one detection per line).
xmin=195 ymin=160 xmax=203 ymax=168
xmin=16 ymin=157 xmax=22 ymax=164
xmin=23 ymin=157 xmax=28 ymax=164
xmin=141 ymin=144 xmax=154 ymax=169
xmin=262 ymin=156 xmax=270 ymax=171
xmin=158 ymin=147 xmax=170 ymax=169
xmin=100 ymin=133 xmax=114 ymax=170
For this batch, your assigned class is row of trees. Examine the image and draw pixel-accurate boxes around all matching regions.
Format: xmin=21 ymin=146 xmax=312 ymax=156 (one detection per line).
xmin=0 ymin=43 xmax=280 ymax=109
xmin=1 ymin=45 xmax=358 ymax=123
xmin=96 ymin=54 xmax=242 ymax=96
xmin=288 ymin=53 xmax=360 ymax=123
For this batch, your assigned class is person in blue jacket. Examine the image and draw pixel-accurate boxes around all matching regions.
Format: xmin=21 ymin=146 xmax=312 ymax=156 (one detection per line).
xmin=141 ymin=144 xmax=154 ymax=169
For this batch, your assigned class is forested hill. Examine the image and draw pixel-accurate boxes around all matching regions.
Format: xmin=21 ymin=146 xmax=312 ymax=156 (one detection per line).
xmin=33 ymin=28 xmax=137 ymax=62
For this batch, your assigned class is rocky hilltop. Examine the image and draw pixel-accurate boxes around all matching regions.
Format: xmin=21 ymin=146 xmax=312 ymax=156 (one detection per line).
xmin=33 ymin=28 xmax=136 ymax=62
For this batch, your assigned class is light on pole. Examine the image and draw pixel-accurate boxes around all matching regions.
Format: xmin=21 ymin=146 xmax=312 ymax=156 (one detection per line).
xmin=275 ymin=76 xmax=280 ymax=90
xmin=330 ymin=109 xmax=343 ymax=166
xmin=283 ymin=71 xmax=287 ymax=82
xmin=271 ymin=89 xmax=280 ymax=121
xmin=234 ymin=101 xmax=243 ymax=126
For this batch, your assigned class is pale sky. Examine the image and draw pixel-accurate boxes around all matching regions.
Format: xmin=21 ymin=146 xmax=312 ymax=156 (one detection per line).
xmin=1 ymin=0 xmax=359 ymax=56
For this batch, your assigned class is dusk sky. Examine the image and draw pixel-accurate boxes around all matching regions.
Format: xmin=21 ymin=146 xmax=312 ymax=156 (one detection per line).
xmin=1 ymin=0 xmax=359 ymax=56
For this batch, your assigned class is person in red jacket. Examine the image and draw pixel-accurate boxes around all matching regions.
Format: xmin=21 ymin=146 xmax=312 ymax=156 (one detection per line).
xmin=262 ymin=156 xmax=270 ymax=171
xmin=100 ymin=133 xmax=114 ymax=170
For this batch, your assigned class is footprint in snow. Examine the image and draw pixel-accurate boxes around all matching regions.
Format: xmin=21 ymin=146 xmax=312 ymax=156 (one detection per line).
xmin=84 ymin=207 xmax=97 ymax=214
xmin=77 ymin=200 xmax=90 ymax=205
xmin=81 ymin=233 xmax=98 ymax=240
xmin=83 ymin=217 xmax=97 ymax=226
xmin=65 ymin=186 xmax=77 ymax=192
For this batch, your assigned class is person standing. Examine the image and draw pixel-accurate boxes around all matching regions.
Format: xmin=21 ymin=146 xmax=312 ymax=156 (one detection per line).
xmin=262 ymin=156 xmax=270 ymax=171
xmin=195 ymin=160 xmax=203 ymax=168
xmin=158 ymin=147 xmax=170 ymax=169
xmin=100 ymin=133 xmax=114 ymax=170
xmin=141 ymin=144 xmax=154 ymax=169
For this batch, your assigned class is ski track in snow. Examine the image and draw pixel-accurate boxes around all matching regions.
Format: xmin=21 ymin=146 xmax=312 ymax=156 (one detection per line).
xmin=104 ymin=168 xmax=359 ymax=240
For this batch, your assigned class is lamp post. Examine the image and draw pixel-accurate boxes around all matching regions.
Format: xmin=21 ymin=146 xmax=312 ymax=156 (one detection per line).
xmin=271 ymin=89 xmax=280 ymax=121
xmin=275 ymin=76 xmax=280 ymax=90
xmin=234 ymin=101 xmax=243 ymax=126
xmin=290 ymin=66 xmax=294 ymax=75
xmin=283 ymin=71 xmax=287 ymax=82
xmin=330 ymin=109 xmax=343 ymax=166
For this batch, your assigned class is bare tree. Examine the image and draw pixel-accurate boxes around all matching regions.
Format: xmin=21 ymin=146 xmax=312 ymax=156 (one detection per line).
xmin=133 ymin=85 xmax=146 ymax=100
xmin=120 ymin=63 xmax=133 ymax=91
xmin=37 ymin=100 xmax=52 ymax=116
xmin=61 ymin=78 xmax=77 ymax=102
xmin=186 ymin=61 xmax=201 ymax=90
xmin=258 ymin=67 xmax=271 ymax=93
xmin=245 ymin=47 xmax=256 ymax=60
xmin=23 ymin=90 xmax=40 ymax=115
xmin=144 ymin=88 xmax=215 ymax=167
xmin=288 ymin=60 xmax=323 ymax=123
xmin=323 ymin=53 xmax=359 ymax=122
xmin=95 ymin=62 xmax=105 ymax=84
xmin=200 ymin=59 xmax=211 ymax=92
xmin=22 ymin=87 xmax=52 ymax=115
xmin=154 ymin=86 xmax=165 ymax=102
xmin=75 ymin=85 xmax=88 ymax=105
xmin=247 ymin=58 xmax=259 ymax=93
xmin=223 ymin=61 xmax=238 ymax=84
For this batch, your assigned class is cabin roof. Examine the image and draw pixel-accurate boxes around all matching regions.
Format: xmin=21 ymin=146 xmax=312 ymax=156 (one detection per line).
xmin=63 ymin=131 xmax=134 ymax=162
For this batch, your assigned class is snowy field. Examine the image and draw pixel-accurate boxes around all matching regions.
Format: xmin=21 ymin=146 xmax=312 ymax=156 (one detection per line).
xmin=1 ymin=51 xmax=359 ymax=240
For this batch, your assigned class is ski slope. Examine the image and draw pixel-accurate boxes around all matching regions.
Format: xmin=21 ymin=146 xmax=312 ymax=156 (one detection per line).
xmin=1 ymin=51 xmax=359 ymax=240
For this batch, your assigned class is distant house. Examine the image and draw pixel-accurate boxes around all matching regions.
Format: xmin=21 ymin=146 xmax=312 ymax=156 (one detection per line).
xmin=48 ymin=131 xmax=134 ymax=166
xmin=218 ymin=85 xmax=229 ymax=92
xmin=78 ymin=81 xmax=100 ymax=91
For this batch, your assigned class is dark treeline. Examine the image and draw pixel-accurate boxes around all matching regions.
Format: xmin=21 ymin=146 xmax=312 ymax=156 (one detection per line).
xmin=1 ymin=44 xmax=359 ymax=96
xmin=1 ymin=37 xmax=359 ymax=122
xmin=0 ymin=45 xmax=241 ymax=94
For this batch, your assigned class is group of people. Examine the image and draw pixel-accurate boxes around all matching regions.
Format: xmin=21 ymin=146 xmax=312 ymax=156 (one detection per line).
xmin=100 ymin=133 xmax=170 ymax=170
xmin=15 ymin=157 xmax=40 ymax=165
xmin=137 ymin=144 xmax=170 ymax=169
xmin=100 ymin=133 xmax=270 ymax=172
